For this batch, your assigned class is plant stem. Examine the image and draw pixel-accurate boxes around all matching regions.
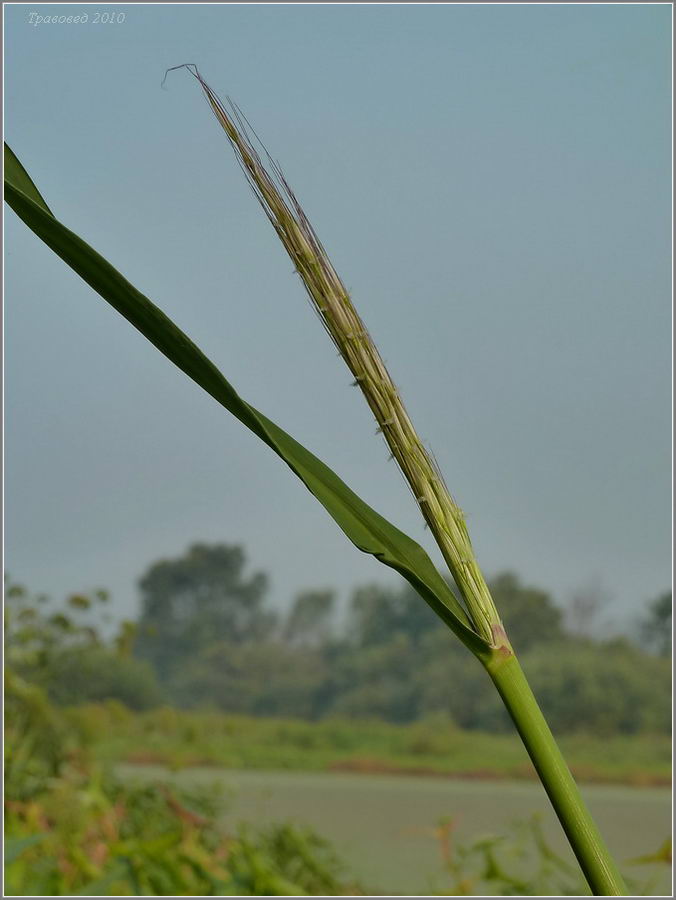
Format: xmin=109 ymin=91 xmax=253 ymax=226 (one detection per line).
xmin=172 ymin=71 xmax=629 ymax=893
xmin=484 ymin=650 xmax=627 ymax=895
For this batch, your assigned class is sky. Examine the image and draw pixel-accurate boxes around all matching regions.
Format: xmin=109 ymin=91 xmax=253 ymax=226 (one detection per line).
xmin=4 ymin=3 xmax=672 ymax=635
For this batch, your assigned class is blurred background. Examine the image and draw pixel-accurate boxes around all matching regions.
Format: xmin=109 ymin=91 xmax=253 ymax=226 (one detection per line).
xmin=4 ymin=3 xmax=671 ymax=896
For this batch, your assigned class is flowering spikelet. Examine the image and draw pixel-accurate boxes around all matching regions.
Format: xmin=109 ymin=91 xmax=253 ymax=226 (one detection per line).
xmin=182 ymin=66 xmax=505 ymax=646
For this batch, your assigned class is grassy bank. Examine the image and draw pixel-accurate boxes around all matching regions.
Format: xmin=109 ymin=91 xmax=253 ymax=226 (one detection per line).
xmin=74 ymin=704 xmax=671 ymax=787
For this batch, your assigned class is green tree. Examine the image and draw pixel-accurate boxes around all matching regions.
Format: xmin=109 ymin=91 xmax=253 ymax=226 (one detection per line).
xmin=172 ymin=640 xmax=328 ymax=718
xmin=4 ymin=578 xmax=162 ymax=710
xmin=415 ymin=628 xmax=496 ymax=729
xmin=134 ymin=543 xmax=274 ymax=680
xmin=347 ymin=581 xmax=440 ymax=647
xmin=506 ymin=639 xmax=670 ymax=735
xmin=488 ymin=572 xmax=563 ymax=652
xmin=639 ymin=590 xmax=671 ymax=657
xmin=283 ymin=589 xmax=335 ymax=646
xmin=43 ymin=647 xmax=162 ymax=710
xmin=329 ymin=633 xmax=421 ymax=722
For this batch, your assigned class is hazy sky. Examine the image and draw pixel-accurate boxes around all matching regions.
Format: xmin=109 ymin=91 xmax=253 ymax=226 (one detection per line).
xmin=4 ymin=3 xmax=671 ymax=633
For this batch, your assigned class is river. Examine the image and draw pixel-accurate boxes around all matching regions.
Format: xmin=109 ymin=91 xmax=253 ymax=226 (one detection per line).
xmin=118 ymin=765 xmax=672 ymax=895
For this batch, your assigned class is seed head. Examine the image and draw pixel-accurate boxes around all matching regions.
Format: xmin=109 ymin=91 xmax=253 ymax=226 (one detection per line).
xmin=182 ymin=65 xmax=506 ymax=646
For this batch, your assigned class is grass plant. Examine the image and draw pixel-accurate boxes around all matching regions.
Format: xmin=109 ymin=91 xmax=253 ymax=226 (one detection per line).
xmin=5 ymin=67 xmax=630 ymax=893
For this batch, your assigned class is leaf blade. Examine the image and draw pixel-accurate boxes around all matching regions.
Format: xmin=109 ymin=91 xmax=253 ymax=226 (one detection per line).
xmin=4 ymin=144 xmax=52 ymax=215
xmin=4 ymin=147 xmax=488 ymax=655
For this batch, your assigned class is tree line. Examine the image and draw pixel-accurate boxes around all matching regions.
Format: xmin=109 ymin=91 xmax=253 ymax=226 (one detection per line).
xmin=5 ymin=542 xmax=671 ymax=735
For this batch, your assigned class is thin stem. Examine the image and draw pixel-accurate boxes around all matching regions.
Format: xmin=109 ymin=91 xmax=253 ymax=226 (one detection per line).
xmin=484 ymin=650 xmax=628 ymax=896
xmin=173 ymin=70 xmax=629 ymax=891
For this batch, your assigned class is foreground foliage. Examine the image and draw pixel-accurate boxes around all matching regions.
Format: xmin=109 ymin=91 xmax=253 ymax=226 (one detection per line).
xmin=4 ymin=593 xmax=669 ymax=895
xmin=5 ymin=585 xmax=358 ymax=895
xmin=429 ymin=814 xmax=669 ymax=897
xmin=5 ymin=673 xmax=357 ymax=896
xmin=5 ymin=678 xmax=669 ymax=895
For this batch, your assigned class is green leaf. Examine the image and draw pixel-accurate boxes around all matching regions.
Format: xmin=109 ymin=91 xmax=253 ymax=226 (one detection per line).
xmin=4 ymin=144 xmax=52 ymax=215
xmin=628 ymin=837 xmax=671 ymax=866
xmin=73 ymin=861 xmax=130 ymax=895
xmin=4 ymin=144 xmax=488 ymax=657
xmin=4 ymin=833 xmax=48 ymax=864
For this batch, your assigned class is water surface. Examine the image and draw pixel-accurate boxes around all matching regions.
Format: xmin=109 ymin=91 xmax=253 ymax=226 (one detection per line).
xmin=119 ymin=765 xmax=672 ymax=895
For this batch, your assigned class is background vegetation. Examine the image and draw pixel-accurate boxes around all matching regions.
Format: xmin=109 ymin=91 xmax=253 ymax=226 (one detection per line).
xmin=4 ymin=545 xmax=671 ymax=894
xmin=6 ymin=542 xmax=670 ymax=737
